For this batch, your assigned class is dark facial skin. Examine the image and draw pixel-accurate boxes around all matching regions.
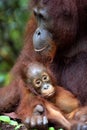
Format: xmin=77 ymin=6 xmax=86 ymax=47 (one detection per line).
xmin=26 ymin=63 xmax=55 ymax=98
xmin=33 ymin=28 xmax=52 ymax=52
xmin=32 ymin=0 xmax=77 ymax=53
xmin=33 ymin=7 xmax=54 ymax=53
xmin=33 ymin=4 xmax=53 ymax=52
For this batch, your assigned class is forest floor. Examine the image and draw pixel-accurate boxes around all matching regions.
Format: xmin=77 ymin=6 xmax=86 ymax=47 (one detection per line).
xmin=0 ymin=122 xmax=27 ymax=130
xmin=0 ymin=115 xmax=56 ymax=130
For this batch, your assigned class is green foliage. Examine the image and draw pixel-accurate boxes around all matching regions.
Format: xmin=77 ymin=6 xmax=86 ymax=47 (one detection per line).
xmin=0 ymin=0 xmax=30 ymax=86
xmin=14 ymin=124 xmax=24 ymax=130
xmin=48 ymin=127 xmax=63 ymax=130
xmin=0 ymin=115 xmax=24 ymax=130
xmin=9 ymin=120 xmax=18 ymax=126
xmin=0 ymin=115 xmax=10 ymax=123
xmin=49 ymin=127 xmax=55 ymax=130
xmin=0 ymin=115 xmax=24 ymax=129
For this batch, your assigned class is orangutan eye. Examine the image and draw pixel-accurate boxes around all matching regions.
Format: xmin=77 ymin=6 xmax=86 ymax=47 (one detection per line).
xmin=38 ymin=13 xmax=46 ymax=20
xmin=34 ymin=79 xmax=42 ymax=88
xmin=42 ymin=73 xmax=49 ymax=81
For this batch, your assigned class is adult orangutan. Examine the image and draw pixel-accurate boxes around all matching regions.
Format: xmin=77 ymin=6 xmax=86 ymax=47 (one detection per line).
xmin=0 ymin=0 xmax=87 ymax=129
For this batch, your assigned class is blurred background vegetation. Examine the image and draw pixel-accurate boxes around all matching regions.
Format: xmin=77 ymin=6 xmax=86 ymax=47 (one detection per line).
xmin=0 ymin=0 xmax=30 ymax=86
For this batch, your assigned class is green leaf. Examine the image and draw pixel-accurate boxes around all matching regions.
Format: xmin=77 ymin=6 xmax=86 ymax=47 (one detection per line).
xmin=49 ymin=127 xmax=55 ymax=130
xmin=9 ymin=120 xmax=18 ymax=126
xmin=0 ymin=115 xmax=10 ymax=123
xmin=14 ymin=124 xmax=24 ymax=130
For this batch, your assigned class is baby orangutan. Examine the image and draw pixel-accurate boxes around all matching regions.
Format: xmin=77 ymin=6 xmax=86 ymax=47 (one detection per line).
xmin=23 ymin=62 xmax=80 ymax=120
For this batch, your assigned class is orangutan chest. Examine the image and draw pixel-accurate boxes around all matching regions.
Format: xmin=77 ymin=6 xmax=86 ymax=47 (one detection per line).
xmin=60 ymin=52 xmax=87 ymax=103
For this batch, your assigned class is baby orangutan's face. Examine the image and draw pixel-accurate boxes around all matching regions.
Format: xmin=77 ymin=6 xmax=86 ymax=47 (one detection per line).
xmin=26 ymin=63 xmax=56 ymax=98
